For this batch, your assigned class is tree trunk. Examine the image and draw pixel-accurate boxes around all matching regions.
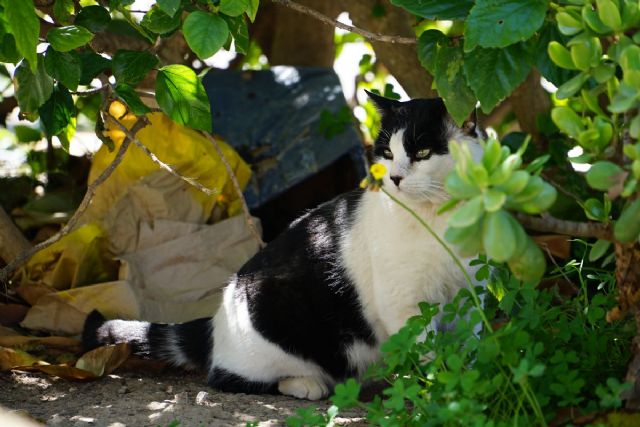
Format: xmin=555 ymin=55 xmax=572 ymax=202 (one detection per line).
xmin=617 ymin=241 xmax=640 ymax=408
xmin=266 ymin=0 xmax=340 ymax=67
xmin=510 ymin=70 xmax=551 ymax=149
xmin=0 ymin=207 xmax=31 ymax=265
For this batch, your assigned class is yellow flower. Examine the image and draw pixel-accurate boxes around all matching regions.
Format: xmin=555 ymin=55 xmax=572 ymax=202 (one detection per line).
xmin=370 ymin=163 xmax=387 ymax=180
xmin=359 ymin=177 xmax=369 ymax=189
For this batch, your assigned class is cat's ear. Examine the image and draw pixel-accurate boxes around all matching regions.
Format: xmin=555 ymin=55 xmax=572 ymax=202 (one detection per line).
xmin=365 ymin=90 xmax=401 ymax=114
xmin=461 ymin=108 xmax=482 ymax=138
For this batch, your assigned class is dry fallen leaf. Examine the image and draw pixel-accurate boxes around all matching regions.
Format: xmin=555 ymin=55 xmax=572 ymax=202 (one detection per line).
xmin=75 ymin=343 xmax=131 ymax=377
xmin=0 ymin=346 xmax=40 ymax=371
xmin=0 ymin=336 xmax=81 ymax=352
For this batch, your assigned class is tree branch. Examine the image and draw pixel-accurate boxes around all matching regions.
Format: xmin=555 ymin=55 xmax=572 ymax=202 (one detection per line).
xmin=204 ymin=133 xmax=266 ymax=249
xmin=269 ymin=0 xmax=416 ymax=44
xmin=0 ymin=116 xmax=149 ymax=285
xmin=0 ymin=206 xmax=31 ymax=264
xmin=105 ymin=114 xmax=218 ymax=197
xmin=514 ymin=212 xmax=613 ymax=241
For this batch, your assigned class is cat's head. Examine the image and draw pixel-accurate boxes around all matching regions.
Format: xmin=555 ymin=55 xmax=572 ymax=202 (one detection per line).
xmin=367 ymin=90 xmax=482 ymax=204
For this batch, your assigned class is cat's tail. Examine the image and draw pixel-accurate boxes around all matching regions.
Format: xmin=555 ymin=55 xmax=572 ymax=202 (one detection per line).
xmin=82 ymin=310 xmax=213 ymax=370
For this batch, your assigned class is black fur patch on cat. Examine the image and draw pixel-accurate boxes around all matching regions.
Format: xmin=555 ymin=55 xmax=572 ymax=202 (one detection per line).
xmin=238 ymin=190 xmax=376 ymax=379
xmin=83 ymin=310 xmax=212 ymax=370
xmin=367 ymin=90 xmax=450 ymax=160
xmin=209 ymin=367 xmax=279 ymax=394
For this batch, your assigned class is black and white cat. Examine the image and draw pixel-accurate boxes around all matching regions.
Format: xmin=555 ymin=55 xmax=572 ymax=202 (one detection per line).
xmin=82 ymin=91 xmax=484 ymax=400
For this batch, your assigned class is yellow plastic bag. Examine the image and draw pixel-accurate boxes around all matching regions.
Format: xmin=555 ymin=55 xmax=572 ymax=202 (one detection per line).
xmin=88 ymin=101 xmax=251 ymax=223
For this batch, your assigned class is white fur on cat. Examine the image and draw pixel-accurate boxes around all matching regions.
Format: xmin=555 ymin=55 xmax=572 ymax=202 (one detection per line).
xmin=209 ymin=128 xmax=483 ymax=399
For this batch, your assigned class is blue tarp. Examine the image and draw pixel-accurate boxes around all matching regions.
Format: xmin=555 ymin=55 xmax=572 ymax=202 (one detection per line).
xmin=203 ymin=66 xmax=366 ymax=208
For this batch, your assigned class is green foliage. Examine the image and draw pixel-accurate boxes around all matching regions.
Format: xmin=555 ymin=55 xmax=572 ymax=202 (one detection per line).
xmin=318 ymin=107 xmax=352 ymax=139
xmin=44 ymin=48 xmax=81 ymax=91
xmin=3 ymin=0 xmax=39 ymax=72
xmin=14 ymin=55 xmax=54 ymax=114
xmin=444 ymin=137 xmax=556 ymax=283
xmin=155 ymin=65 xmax=212 ymax=132
xmin=47 ymin=26 xmax=94 ymax=52
xmin=183 ymin=12 xmax=230 ymax=60
xmin=390 ymin=0 xmax=473 ymax=20
xmin=288 ymin=259 xmax=634 ymax=426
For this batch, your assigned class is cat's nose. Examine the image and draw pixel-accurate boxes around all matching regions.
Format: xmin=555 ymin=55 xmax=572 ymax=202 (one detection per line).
xmin=390 ymin=175 xmax=403 ymax=187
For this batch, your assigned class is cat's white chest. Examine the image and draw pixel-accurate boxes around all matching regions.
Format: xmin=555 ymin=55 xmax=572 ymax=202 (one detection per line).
xmin=341 ymin=191 xmax=469 ymax=341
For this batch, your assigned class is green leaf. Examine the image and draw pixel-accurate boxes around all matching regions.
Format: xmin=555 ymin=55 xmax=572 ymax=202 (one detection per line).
xmin=597 ymin=0 xmax=622 ymax=31
xmin=4 ymin=0 xmax=40 ymax=72
xmin=484 ymin=189 xmax=506 ymax=212
xmin=589 ymin=239 xmax=611 ymax=262
xmin=141 ymin=6 xmax=182 ymax=35
xmin=548 ymin=41 xmax=577 ymax=70
xmin=0 ymin=32 xmax=20 ymax=63
xmin=508 ymin=238 xmax=546 ymax=283
xmin=583 ymin=4 xmax=613 ymax=34
xmin=449 ymin=195 xmax=484 ymax=228
xmin=586 ymin=161 xmax=624 ymax=191
xmin=78 ymin=50 xmax=111 ymax=85
xmin=483 ymin=210 xmax=517 ymax=262
xmin=583 ymin=198 xmax=606 ymax=221
xmin=614 ymin=199 xmax=640 ymax=242
xmin=556 ymin=72 xmax=589 ymax=100
xmin=75 ymin=6 xmax=112 ymax=32
xmin=390 ymin=0 xmax=474 ymax=20
xmin=499 ymin=170 xmax=529 ymax=195
xmin=246 ymin=0 xmax=260 ymax=22
xmin=551 ymin=106 xmax=583 ymax=138
xmin=47 ymin=26 xmax=94 ymax=52
xmin=114 ymin=84 xmax=151 ymax=115
xmin=534 ymin=22 xmax=577 ymax=87
xmin=433 ymin=44 xmax=477 ymax=125
xmin=220 ymin=0 xmax=250 ymax=17
xmin=556 ymin=10 xmax=583 ymax=35
xmin=112 ymin=50 xmax=159 ymax=86
xmin=13 ymin=125 xmax=42 ymax=143
xmin=445 ymin=171 xmax=480 ymax=198
xmin=464 ymin=0 xmax=548 ymax=51
xmin=44 ymin=47 xmax=81 ymax=91
xmin=222 ymin=14 xmax=249 ymax=55
xmin=156 ymin=65 xmax=212 ymax=132
xmin=183 ymin=12 xmax=230 ymax=60
xmin=53 ymin=0 xmax=75 ymax=24
xmin=417 ymin=29 xmax=448 ymax=74
xmin=157 ymin=0 xmax=181 ymax=17
xmin=463 ymin=43 xmax=531 ymax=113
xmin=38 ymin=84 xmax=75 ymax=137
xmin=14 ymin=55 xmax=54 ymax=113
xmin=330 ymin=379 xmax=361 ymax=409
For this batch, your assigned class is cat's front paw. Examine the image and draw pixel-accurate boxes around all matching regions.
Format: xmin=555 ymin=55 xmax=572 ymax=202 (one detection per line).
xmin=278 ymin=377 xmax=328 ymax=400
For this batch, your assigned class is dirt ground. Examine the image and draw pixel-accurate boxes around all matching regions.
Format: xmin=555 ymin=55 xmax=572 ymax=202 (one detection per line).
xmin=0 ymin=370 xmax=366 ymax=426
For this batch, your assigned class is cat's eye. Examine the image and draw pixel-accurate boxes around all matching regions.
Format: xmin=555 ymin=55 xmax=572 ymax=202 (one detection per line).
xmin=416 ymin=148 xmax=431 ymax=159
xmin=382 ymin=148 xmax=393 ymax=159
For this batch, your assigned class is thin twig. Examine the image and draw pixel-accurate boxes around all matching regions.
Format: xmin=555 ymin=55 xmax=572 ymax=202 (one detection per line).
xmin=270 ymin=0 xmax=416 ymax=45
xmin=105 ymin=113 xmax=219 ymax=197
xmin=0 ymin=117 xmax=149 ymax=284
xmin=70 ymin=86 xmax=109 ymax=96
xmin=205 ymin=133 xmax=266 ymax=249
xmin=514 ymin=212 xmax=613 ymax=241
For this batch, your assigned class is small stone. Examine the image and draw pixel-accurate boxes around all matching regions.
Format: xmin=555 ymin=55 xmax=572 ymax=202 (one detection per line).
xmin=195 ymin=391 xmax=209 ymax=405
xmin=164 ymin=385 xmax=173 ymax=393
xmin=118 ymin=386 xmax=129 ymax=394
xmin=68 ymin=387 xmax=77 ymax=392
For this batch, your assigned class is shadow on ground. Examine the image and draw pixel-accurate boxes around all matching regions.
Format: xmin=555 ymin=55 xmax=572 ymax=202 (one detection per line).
xmin=1 ymin=370 xmax=366 ymax=426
